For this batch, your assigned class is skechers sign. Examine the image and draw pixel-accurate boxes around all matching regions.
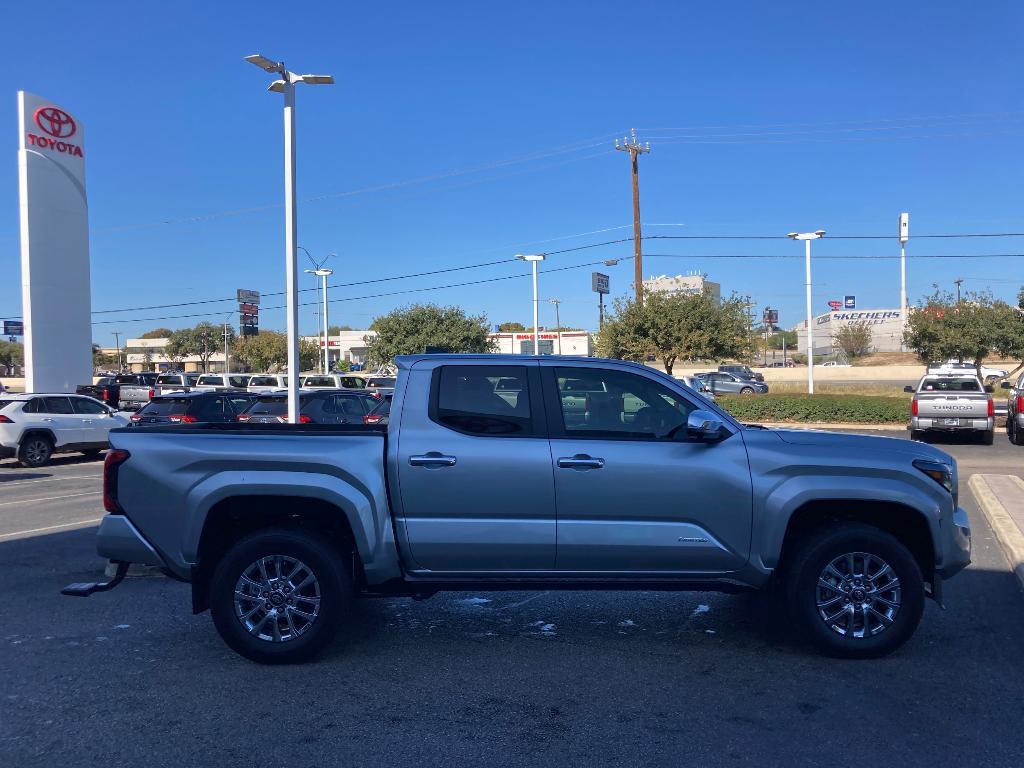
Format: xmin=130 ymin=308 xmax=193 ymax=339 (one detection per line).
xmin=818 ymin=310 xmax=902 ymax=326
xmin=25 ymin=106 xmax=84 ymax=158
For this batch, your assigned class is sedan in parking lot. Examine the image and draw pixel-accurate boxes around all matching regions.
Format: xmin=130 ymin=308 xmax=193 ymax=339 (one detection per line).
xmin=237 ymin=389 xmax=380 ymax=424
xmin=695 ymin=371 xmax=770 ymax=395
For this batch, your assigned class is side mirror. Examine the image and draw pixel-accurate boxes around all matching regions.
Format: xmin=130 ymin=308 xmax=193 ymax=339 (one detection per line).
xmin=903 ymin=386 xmax=914 ymax=393
xmin=1001 ymin=381 xmax=1012 ymax=389
xmin=984 ymin=385 xmax=994 ymax=393
xmin=687 ymin=409 xmax=725 ymax=441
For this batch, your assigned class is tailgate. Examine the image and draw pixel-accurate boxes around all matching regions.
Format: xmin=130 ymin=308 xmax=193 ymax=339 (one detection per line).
xmin=915 ymin=395 xmax=989 ymax=418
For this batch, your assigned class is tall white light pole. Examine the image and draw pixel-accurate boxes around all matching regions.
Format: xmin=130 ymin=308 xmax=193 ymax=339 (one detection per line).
xmin=788 ymin=230 xmax=826 ymax=394
xmin=899 ymin=212 xmax=909 ymax=319
xmin=305 ymin=267 xmax=334 ymax=373
xmin=245 ymin=54 xmax=334 ymax=423
xmin=516 ymin=254 xmax=546 ymax=354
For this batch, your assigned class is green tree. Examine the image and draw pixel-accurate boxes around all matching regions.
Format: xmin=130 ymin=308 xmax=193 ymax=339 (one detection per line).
xmin=497 ymin=321 xmax=526 ymax=332
xmin=327 ymin=325 xmax=353 ymax=334
xmin=234 ymin=331 xmax=287 ymax=372
xmin=299 ymin=338 xmax=321 ymax=371
xmin=904 ymin=287 xmax=1024 ymax=379
xmin=367 ymin=304 xmax=495 ymax=367
xmin=766 ymin=328 xmax=797 ymax=350
xmin=833 ymin=324 xmax=873 ymax=358
xmin=164 ymin=329 xmax=193 ymax=369
xmin=596 ymin=290 xmax=749 ymax=375
xmin=140 ymin=328 xmax=173 ymax=339
xmin=1 ymin=340 xmax=25 ymax=375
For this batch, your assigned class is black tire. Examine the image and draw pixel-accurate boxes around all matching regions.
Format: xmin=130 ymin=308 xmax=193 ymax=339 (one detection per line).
xmin=1011 ymin=419 xmax=1024 ymax=446
xmin=980 ymin=429 xmax=995 ymax=446
xmin=785 ymin=523 xmax=924 ymax=659
xmin=18 ymin=434 xmax=53 ymax=468
xmin=740 ymin=387 xmax=755 ymax=395
xmin=910 ymin=429 xmax=924 ymax=442
xmin=209 ymin=528 xmax=353 ymax=664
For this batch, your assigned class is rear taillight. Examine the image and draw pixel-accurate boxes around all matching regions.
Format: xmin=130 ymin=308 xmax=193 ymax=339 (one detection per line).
xmin=370 ymin=391 xmax=381 ymax=399
xmin=147 ymin=389 xmax=155 ymax=400
xmin=130 ymin=414 xmax=141 ymax=422
xmin=236 ymin=414 xmax=251 ymax=422
xmin=168 ymin=414 xmax=198 ymax=423
xmin=0 ymin=414 xmax=14 ymax=424
xmin=988 ymin=399 xmax=995 ymax=418
xmin=912 ymin=399 xmax=918 ymax=416
xmin=101 ymin=388 xmax=109 ymax=402
xmin=299 ymin=414 xmax=313 ymax=424
xmin=364 ymin=415 xmax=381 ymax=424
xmin=1017 ymin=395 xmax=1023 ymax=413
xmin=103 ymin=449 xmax=131 ymax=513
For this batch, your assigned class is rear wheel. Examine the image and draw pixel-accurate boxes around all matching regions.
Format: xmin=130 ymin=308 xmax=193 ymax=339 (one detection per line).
xmin=1009 ymin=419 xmax=1024 ymax=446
xmin=981 ymin=429 xmax=995 ymax=446
xmin=209 ymin=528 xmax=353 ymax=664
xmin=910 ymin=429 xmax=924 ymax=442
xmin=740 ymin=387 xmax=755 ymax=395
xmin=18 ymin=435 xmax=53 ymax=468
xmin=786 ymin=523 xmax=924 ymax=659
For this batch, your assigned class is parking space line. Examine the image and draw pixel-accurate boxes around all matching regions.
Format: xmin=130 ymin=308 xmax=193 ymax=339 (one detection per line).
xmin=0 ymin=491 xmax=102 ymax=507
xmin=1 ymin=474 xmax=101 ymax=487
xmin=0 ymin=517 xmax=103 ymax=541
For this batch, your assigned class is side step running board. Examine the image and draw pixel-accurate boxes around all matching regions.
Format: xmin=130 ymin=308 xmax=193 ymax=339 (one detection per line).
xmin=62 ymin=561 xmax=129 ymax=597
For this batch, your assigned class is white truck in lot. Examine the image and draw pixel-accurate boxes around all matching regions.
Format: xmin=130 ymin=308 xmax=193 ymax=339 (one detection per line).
xmin=906 ymin=374 xmax=995 ymax=444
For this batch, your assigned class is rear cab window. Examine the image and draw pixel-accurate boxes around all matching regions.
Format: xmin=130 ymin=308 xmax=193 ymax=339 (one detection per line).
xmin=140 ymin=397 xmax=193 ymax=416
xmin=919 ymin=377 xmax=981 ymax=392
xmin=196 ymin=375 xmax=224 ymax=387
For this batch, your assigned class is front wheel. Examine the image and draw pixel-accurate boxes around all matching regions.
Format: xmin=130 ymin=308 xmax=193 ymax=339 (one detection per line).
xmin=740 ymin=387 xmax=754 ymax=395
xmin=786 ymin=523 xmax=924 ymax=659
xmin=209 ymin=528 xmax=353 ymax=664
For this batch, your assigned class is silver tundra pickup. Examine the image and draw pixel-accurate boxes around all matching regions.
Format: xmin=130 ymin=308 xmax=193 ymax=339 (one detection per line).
xmin=65 ymin=354 xmax=971 ymax=664
xmin=906 ymin=374 xmax=995 ymax=445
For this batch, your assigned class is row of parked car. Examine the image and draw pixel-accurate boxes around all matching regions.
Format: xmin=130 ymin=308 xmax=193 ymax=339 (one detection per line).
xmin=77 ymin=372 xmax=396 ymax=411
xmin=0 ymin=387 xmax=395 ymax=468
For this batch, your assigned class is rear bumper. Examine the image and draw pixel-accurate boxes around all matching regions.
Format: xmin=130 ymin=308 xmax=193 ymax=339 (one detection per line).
xmin=913 ymin=417 xmax=993 ymax=431
xmin=937 ymin=506 xmax=972 ymax=579
xmin=96 ymin=514 xmax=166 ymax=568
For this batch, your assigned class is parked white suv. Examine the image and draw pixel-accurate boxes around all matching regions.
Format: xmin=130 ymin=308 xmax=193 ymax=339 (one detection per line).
xmin=0 ymin=394 xmax=129 ymax=467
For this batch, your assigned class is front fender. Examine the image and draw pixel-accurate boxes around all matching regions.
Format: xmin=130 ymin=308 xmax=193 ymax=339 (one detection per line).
xmin=754 ymin=474 xmax=942 ymax=570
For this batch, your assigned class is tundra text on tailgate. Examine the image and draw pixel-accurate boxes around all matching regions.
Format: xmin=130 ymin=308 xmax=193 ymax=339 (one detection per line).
xmin=64 ymin=355 xmax=971 ymax=664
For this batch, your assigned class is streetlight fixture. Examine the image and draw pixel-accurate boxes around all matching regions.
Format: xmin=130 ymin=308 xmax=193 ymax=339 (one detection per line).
xmin=516 ymin=254 xmax=546 ymax=354
xmin=245 ymin=53 xmax=334 ymax=423
xmin=787 ymin=229 xmax=826 ymax=394
xmin=304 ymin=265 xmax=335 ymax=374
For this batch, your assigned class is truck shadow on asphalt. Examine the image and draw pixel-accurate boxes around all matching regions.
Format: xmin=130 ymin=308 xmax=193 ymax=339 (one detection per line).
xmin=0 ymin=452 xmax=105 ymax=472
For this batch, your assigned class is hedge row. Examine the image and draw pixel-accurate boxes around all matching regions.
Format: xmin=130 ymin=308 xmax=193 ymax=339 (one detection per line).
xmin=717 ymin=394 xmax=909 ymax=424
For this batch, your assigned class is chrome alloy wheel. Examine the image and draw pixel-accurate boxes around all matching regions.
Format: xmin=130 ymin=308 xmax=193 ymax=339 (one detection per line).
xmin=233 ymin=556 xmax=321 ymax=643
xmin=24 ymin=438 xmax=50 ymax=465
xmin=815 ymin=552 xmax=901 ymax=639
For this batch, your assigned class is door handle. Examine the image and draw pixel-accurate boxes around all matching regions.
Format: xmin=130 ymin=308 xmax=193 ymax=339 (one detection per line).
xmin=41 ymin=418 xmax=55 ymax=422
xmin=409 ymin=453 xmax=457 ymax=468
xmin=557 ymin=455 xmax=605 ymax=469
xmin=82 ymin=420 xmax=94 ymax=424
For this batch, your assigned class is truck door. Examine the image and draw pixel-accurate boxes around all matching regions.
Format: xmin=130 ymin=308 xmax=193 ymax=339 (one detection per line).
xmin=543 ymin=365 xmax=753 ymax=573
xmin=395 ymin=362 xmax=555 ymax=572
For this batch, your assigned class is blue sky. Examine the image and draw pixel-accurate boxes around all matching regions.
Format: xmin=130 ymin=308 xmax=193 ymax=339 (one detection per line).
xmin=3 ymin=1 xmax=1023 ymax=346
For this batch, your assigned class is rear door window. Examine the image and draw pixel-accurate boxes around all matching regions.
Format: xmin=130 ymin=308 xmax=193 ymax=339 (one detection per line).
xmin=197 ymin=375 xmax=224 ymax=387
xmin=304 ymin=376 xmax=334 ymax=388
xmin=249 ymin=376 xmax=279 ymax=387
xmin=247 ymin=397 xmax=289 ymax=416
xmin=42 ymin=396 xmax=75 ymax=414
xmin=432 ymin=365 xmax=533 ymax=436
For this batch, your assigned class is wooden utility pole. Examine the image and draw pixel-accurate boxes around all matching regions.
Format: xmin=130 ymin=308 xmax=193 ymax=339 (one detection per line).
xmin=954 ymin=278 xmax=964 ymax=304
xmin=549 ymin=298 xmax=563 ymax=354
xmin=615 ymin=129 xmax=650 ymax=305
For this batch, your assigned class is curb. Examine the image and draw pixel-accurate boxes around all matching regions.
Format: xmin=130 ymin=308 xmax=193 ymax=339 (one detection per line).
xmin=967 ymin=474 xmax=1024 ymax=593
xmin=758 ymin=422 xmax=907 ymax=431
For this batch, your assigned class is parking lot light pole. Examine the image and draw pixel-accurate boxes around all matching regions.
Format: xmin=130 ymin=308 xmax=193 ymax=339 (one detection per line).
xmin=305 ymin=266 xmax=334 ymax=373
xmin=245 ymin=54 xmax=334 ymax=423
xmin=787 ymin=230 xmax=826 ymax=395
xmin=516 ymin=254 xmax=546 ymax=354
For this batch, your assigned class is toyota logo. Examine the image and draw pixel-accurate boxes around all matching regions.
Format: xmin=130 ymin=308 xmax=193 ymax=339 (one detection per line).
xmin=34 ymin=106 xmax=77 ymax=139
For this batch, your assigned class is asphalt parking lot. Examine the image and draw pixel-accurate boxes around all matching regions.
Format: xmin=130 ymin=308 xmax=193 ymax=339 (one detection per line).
xmin=2 ymin=432 xmax=1023 ymax=768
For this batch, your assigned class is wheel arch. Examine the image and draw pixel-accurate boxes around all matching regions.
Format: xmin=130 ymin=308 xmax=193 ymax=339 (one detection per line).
xmin=19 ymin=428 xmax=57 ymax=447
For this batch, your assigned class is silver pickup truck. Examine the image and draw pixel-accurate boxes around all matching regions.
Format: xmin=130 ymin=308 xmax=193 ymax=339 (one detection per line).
xmin=66 ymin=354 xmax=970 ymax=664
xmin=906 ymin=374 xmax=995 ymax=445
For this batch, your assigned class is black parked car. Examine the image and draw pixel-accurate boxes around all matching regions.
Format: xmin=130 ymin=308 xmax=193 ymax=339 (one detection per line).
xmin=718 ymin=364 xmax=765 ymax=382
xmin=237 ymin=390 xmax=380 ymax=424
xmin=129 ymin=391 xmax=258 ymax=426
xmin=363 ymin=393 xmax=393 ymax=425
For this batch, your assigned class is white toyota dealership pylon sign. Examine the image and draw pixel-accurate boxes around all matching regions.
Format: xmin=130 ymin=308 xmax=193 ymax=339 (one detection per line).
xmin=17 ymin=91 xmax=93 ymax=392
